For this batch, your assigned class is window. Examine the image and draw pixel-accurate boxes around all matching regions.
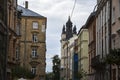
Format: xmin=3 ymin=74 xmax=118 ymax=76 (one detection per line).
xmin=112 ymin=7 xmax=115 ymax=24
xmin=16 ymin=47 xmax=19 ymax=60
xmin=119 ymin=0 xmax=120 ymax=17
xmin=32 ymin=22 xmax=38 ymax=29
xmin=16 ymin=24 xmax=20 ymax=35
xmin=32 ymin=34 xmax=38 ymax=43
xmin=42 ymin=22 xmax=46 ymax=32
xmin=32 ymin=48 xmax=37 ymax=58
xmin=31 ymin=67 xmax=36 ymax=75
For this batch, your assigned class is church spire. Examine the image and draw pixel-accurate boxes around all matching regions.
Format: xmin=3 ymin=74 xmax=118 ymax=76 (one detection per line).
xmin=66 ymin=16 xmax=73 ymax=40
xmin=73 ymin=25 xmax=77 ymax=34
xmin=62 ymin=25 xmax=66 ymax=34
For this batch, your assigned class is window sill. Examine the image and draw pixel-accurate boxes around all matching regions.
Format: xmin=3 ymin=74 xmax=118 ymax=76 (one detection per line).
xmin=31 ymin=30 xmax=39 ymax=33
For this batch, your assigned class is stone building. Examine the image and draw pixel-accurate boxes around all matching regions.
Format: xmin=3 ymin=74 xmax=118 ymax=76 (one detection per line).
xmin=60 ymin=17 xmax=77 ymax=80
xmin=85 ymin=12 xmax=96 ymax=80
xmin=78 ymin=25 xmax=89 ymax=80
xmin=7 ymin=0 xmax=22 ymax=80
xmin=17 ymin=1 xmax=47 ymax=80
xmin=111 ymin=0 xmax=120 ymax=79
xmin=95 ymin=0 xmax=112 ymax=80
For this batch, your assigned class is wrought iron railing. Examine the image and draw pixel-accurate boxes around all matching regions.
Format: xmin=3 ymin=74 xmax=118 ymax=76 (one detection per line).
xmin=91 ymin=55 xmax=106 ymax=70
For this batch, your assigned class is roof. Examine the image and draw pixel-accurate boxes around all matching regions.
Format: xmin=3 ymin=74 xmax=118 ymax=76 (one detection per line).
xmin=78 ymin=25 xmax=87 ymax=35
xmin=17 ymin=5 xmax=46 ymax=18
xmin=85 ymin=12 xmax=96 ymax=28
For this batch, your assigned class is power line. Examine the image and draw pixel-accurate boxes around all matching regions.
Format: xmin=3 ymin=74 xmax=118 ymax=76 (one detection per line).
xmin=70 ymin=0 xmax=77 ymax=19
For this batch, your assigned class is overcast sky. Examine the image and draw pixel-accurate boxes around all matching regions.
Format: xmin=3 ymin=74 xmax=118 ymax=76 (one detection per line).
xmin=18 ymin=0 xmax=96 ymax=72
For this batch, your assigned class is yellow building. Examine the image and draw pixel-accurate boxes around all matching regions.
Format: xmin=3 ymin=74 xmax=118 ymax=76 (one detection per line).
xmin=18 ymin=2 xmax=47 ymax=80
xmin=78 ymin=26 xmax=89 ymax=80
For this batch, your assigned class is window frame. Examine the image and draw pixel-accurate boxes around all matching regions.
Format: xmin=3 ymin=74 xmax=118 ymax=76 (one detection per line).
xmin=32 ymin=22 xmax=39 ymax=29
xmin=31 ymin=67 xmax=36 ymax=75
xmin=42 ymin=22 xmax=46 ymax=32
xmin=112 ymin=7 xmax=115 ymax=24
xmin=16 ymin=47 xmax=19 ymax=60
xmin=31 ymin=47 xmax=37 ymax=58
xmin=32 ymin=33 xmax=38 ymax=43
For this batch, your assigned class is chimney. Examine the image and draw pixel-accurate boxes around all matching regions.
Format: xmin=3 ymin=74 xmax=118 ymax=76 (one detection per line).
xmin=25 ymin=1 xmax=28 ymax=9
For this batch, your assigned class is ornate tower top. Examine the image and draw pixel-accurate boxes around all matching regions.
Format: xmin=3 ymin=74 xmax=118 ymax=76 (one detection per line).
xmin=66 ymin=16 xmax=72 ymax=27
xmin=73 ymin=25 xmax=77 ymax=34
xmin=66 ymin=16 xmax=73 ymax=40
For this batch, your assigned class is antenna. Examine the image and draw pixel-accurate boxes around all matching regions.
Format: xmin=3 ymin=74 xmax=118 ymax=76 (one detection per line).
xmin=70 ymin=0 xmax=77 ymax=19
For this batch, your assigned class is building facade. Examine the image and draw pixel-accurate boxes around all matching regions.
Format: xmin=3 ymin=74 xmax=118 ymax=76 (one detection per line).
xmin=85 ymin=12 xmax=96 ymax=80
xmin=7 ymin=0 xmax=21 ymax=79
xmin=60 ymin=17 xmax=77 ymax=80
xmin=78 ymin=26 xmax=89 ymax=80
xmin=18 ymin=2 xmax=47 ymax=80
xmin=95 ymin=0 xmax=112 ymax=80
xmin=111 ymin=0 xmax=120 ymax=79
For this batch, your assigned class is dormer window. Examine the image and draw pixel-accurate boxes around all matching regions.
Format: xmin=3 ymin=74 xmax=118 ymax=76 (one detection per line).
xmin=32 ymin=22 xmax=38 ymax=29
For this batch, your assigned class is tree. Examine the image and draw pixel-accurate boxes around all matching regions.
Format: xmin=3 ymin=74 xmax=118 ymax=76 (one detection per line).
xmin=46 ymin=72 xmax=54 ymax=80
xmin=105 ymin=49 xmax=120 ymax=80
xmin=12 ymin=66 xmax=35 ymax=79
xmin=77 ymin=69 xmax=87 ymax=80
xmin=52 ymin=55 xmax=60 ymax=80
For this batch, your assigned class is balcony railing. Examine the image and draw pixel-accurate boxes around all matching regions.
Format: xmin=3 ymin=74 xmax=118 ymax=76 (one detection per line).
xmin=91 ymin=55 xmax=106 ymax=70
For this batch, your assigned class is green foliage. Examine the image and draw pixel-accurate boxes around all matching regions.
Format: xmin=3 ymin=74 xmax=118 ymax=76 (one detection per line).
xmin=52 ymin=55 xmax=60 ymax=80
xmin=12 ymin=66 xmax=35 ymax=79
xmin=77 ymin=69 xmax=87 ymax=79
xmin=46 ymin=72 xmax=54 ymax=80
xmin=105 ymin=49 xmax=120 ymax=65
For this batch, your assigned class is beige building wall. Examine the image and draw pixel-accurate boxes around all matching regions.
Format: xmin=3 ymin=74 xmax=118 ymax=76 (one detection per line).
xmin=20 ymin=16 xmax=47 ymax=80
xmin=68 ymin=35 xmax=78 ymax=79
xmin=78 ymin=28 xmax=89 ymax=80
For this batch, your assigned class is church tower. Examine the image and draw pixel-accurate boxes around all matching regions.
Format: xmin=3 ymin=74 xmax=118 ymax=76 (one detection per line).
xmin=66 ymin=16 xmax=73 ymax=40
xmin=60 ymin=16 xmax=77 ymax=80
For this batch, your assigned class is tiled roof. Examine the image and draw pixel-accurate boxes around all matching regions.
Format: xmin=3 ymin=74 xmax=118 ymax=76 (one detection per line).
xmin=17 ymin=5 xmax=46 ymax=18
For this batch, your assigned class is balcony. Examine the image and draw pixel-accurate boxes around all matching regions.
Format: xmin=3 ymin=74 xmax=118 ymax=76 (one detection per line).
xmin=91 ymin=55 xmax=106 ymax=70
xmin=29 ymin=55 xmax=40 ymax=66
xmin=31 ymin=42 xmax=39 ymax=47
